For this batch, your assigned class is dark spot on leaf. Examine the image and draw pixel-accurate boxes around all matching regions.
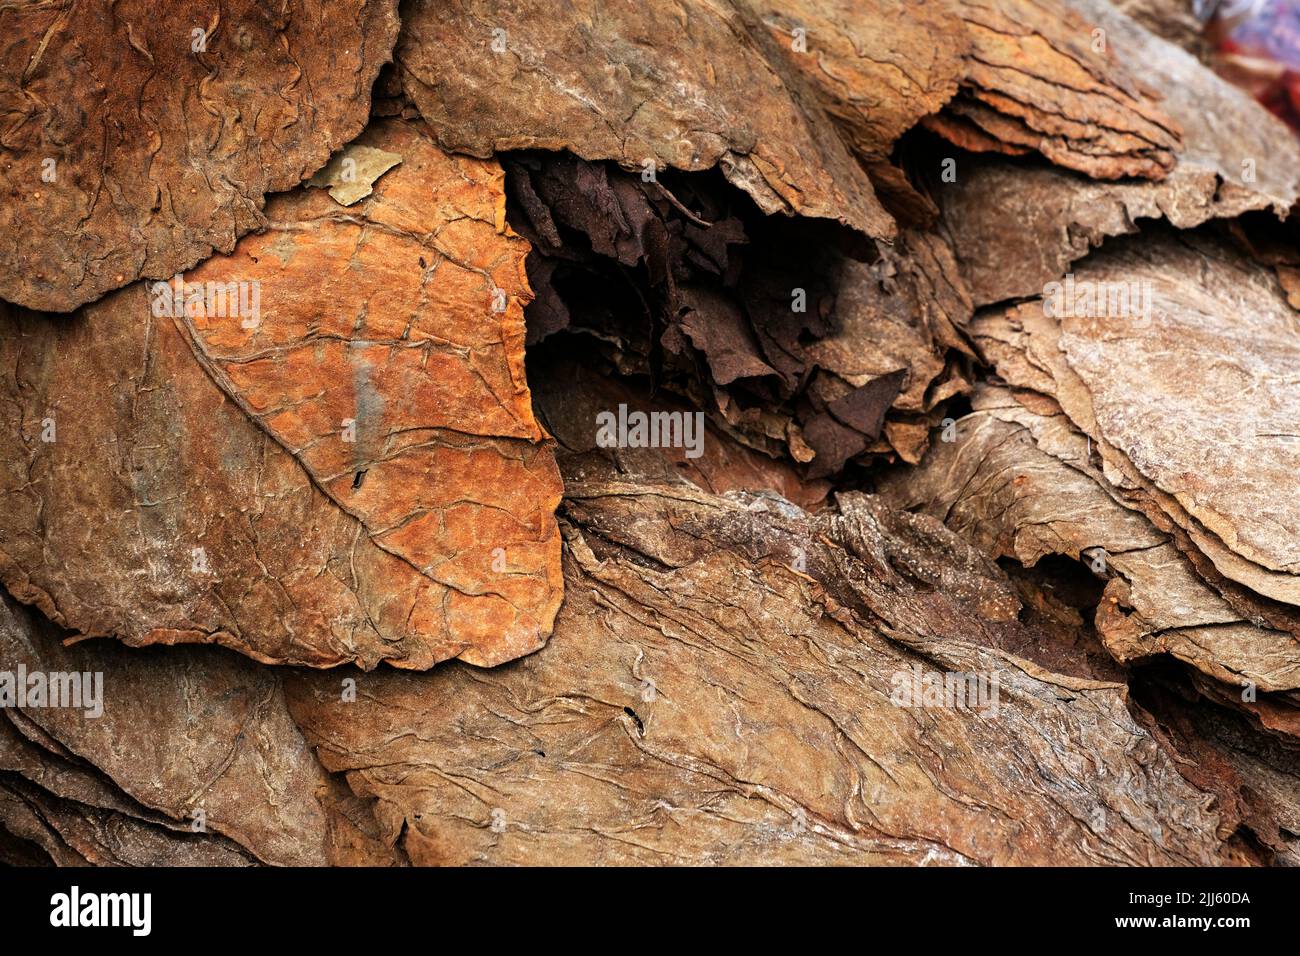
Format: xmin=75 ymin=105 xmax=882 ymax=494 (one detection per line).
xmin=623 ymin=705 xmax=645 ymax=735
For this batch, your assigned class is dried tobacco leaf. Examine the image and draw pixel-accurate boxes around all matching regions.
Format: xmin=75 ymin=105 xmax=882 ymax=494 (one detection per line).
xmin=744 ymin=0 xmax=968 ymax=164
xmin=974 ymin=233 xmax=1300 ymax=609
xmin=1133 ymin=667 xmax=1300 ymax=865
xmin=0 ymin=772 xmax=256 ymax=867
xmin=0 ymin=120 xmax=564 ymax=670
xmin=307 ymin=145 xmax=403 ymax=207
xmin=531 ymin=355 xmax=831 ymax=511
xmin=512 ymin=151 xmax=973 ymax=475
xmin=938 ymin=0 xmax=1300 ymax=305
xmin=754 ymin=0 xmax=1181 ymax=183
xmin=396 ymin=0 xmax=894 ymax=241
xmin=942 ymin=0 xmax=1182 ymax=179
xmin=285 ymin=472 xmax=1250 ymax=865
xmin=1111 ymin=0 xmax=1211 ymax=55
xmin=0 ymin=0 xmax=400 ymax=312
xmin=878 ymin=384 xmax=1300 ymax=693
xmin=0 ymin=594 xmax=329 ymax=865
xmin=904 ymin=0 xmax=1190 ymax=178
xmin=1 ymin=0 xmax=1293 ymax=873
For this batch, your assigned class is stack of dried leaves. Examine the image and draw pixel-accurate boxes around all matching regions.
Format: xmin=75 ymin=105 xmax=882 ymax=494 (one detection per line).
xmin=1 ymin=0 xmax=1297 ymax=867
